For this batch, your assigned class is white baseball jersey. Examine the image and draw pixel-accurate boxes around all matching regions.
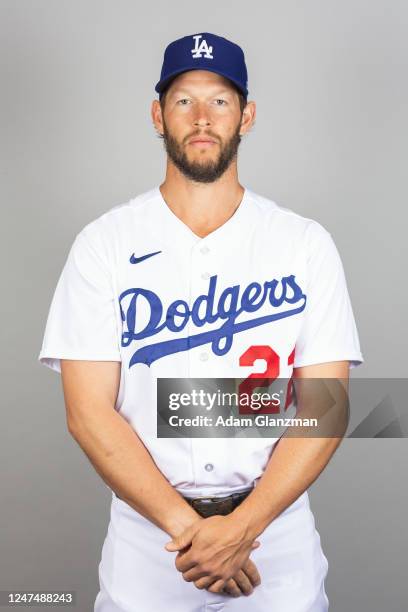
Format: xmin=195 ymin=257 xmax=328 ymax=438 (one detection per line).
xmin=38 ymin=185 xmax=363 ymax=611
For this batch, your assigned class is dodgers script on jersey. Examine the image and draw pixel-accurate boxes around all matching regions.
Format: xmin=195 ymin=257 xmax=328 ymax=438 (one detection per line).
xmin=38 ymin=186 xmax=363 ymax=611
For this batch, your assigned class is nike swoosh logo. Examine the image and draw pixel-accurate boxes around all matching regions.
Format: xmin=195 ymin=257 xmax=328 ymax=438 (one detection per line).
xmin=129 ymin=250 xmax=162 ymax=264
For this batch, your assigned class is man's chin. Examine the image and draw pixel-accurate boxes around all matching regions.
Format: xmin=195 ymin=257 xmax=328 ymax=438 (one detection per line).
xmin=175 ymin=160 xmax=224 ymax=182
xmin=180 ymin=154 xmax=218 ymax=169
xmin=186 ymin=147 xmax=220 ymax=156
xmin=185 ymin=164 xmax=219 ymax=176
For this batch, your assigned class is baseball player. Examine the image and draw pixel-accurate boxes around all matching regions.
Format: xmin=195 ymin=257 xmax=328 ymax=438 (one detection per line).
xmin=38 ymin=32 xmax=364 ymax=611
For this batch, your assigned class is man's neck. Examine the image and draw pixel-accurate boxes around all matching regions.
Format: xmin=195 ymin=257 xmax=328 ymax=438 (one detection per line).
xmin=159 ymin=165 xmax=245 ymax=239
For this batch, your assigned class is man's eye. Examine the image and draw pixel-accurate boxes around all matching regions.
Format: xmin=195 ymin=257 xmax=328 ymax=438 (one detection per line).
xmin=177 ymin=99 xmax=190 ymax=105
xmin=215 ymin=99 xmax=227 ymax=105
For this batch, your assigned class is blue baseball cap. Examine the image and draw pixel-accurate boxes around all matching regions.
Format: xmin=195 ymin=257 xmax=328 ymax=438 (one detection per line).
xmin=155 ymin=32 xmax=248 ymax=99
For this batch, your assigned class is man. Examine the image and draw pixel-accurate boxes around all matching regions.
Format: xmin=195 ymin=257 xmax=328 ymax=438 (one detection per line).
xmin=38 ymin=32 xmax=364 ymax=611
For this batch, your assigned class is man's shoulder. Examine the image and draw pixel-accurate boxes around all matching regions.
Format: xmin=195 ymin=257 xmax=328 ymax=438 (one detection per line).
xmin=75 ymin=187 xmax=159 ymax=242
xmin=248 ymin=188 xmax=330 ymax=239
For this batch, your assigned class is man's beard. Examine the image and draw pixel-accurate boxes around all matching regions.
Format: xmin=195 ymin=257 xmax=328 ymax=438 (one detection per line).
xmin=160 ymin=120 xmax=242 ymax=184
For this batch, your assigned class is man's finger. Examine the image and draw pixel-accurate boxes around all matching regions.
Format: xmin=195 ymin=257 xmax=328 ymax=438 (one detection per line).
xmin=230 ymin=569 xmax=253 ymax=595
xmin=183 ymin=566 xmax=210 ymax=582
xmin=207 ymin=578 xmax=227 ymax=594
xmin=242 ymin=558 xmax=261 ymax=586
xmin=194 ymin=576 xmax=218 ymax=590
xmin=177 ymin=558 xmax=200 ymax=576
xmin=222 ymin=578 xmax=242 ymax=597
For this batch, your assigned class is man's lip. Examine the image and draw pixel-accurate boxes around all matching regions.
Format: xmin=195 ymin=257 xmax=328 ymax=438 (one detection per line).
xmin=189 ymin=138 xmax=217 ymax=144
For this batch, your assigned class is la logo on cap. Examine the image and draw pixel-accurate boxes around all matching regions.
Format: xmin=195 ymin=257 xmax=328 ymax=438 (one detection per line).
xmin=191 ymin=34 xmax=214 ymax=59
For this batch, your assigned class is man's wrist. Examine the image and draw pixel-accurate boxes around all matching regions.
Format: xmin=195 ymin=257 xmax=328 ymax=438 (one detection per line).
xmin=165 ymin=505 xmax=203 ymax=538
xmin=230 ymin=499 xmax=269 ymax=540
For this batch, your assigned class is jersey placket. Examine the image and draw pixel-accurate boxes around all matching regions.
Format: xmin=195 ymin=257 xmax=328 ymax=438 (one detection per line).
xmin=186 ymin=237 xmax=220 ymax=488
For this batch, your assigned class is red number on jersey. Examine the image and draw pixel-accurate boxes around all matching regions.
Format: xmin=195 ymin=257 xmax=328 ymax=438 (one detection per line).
xmin=238 ymin=346 xmax=295 ymax=414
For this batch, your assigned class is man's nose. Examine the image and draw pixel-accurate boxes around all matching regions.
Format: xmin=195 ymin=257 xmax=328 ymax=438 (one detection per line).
xmin=193 ymin=102 xmax=211 ymax=127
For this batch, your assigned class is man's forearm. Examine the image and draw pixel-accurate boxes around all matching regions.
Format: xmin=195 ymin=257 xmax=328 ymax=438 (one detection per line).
xmin=68 ymin=403 xmax=200 ymax=538
xmin=232 ymin=373 xmax=349 ymax=538
xmin=232 ymin=435 xmax=342 ymax=539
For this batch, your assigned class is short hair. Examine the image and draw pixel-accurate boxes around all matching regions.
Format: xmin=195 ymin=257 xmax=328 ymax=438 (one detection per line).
xmin=159 ymin=78 xmax=247 ymax=114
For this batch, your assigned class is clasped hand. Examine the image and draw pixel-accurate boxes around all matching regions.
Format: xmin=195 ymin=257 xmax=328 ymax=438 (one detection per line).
xmin=164 ymin=514 xmax=261 ymax=597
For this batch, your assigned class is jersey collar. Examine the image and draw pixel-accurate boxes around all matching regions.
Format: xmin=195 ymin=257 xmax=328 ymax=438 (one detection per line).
xmin=151 ymin=185 xmax=254 ymax=249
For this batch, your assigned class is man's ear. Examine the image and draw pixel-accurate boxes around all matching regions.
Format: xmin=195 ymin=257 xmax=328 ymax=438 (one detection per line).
xmin=151 ymin=99 xmax=164 ymax=136
xmin=240 ymin=100 xmax=256 ymax=136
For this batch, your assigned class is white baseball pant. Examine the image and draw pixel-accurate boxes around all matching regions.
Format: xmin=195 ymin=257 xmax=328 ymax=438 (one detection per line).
xmin=94 ymin=490 xmax=329 ymax=611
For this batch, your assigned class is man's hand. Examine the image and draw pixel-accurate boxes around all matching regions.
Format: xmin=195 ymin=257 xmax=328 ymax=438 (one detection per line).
xmin=164 ymin=514 xmax=261 ymax=594
xmin=222 ymin=558 xmax=261 ymax=597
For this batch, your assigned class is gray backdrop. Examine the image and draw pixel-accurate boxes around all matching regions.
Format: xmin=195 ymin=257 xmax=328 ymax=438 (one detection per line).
xmin=1 ymin=1 xmax=407 ymax=610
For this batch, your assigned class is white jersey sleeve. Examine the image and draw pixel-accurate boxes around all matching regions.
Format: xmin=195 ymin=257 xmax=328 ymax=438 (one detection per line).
xmin=294 ymin=221 xmax=364 ymax=369
xmin=38 ymin=226 xmax=122 ymax=373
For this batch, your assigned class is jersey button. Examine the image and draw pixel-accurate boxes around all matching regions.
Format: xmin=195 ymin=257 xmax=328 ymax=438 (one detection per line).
xmin=199 ymin=352 xmax=209 ymax=361
xmin=200 ymin=245 xmax=210 ymax=255
xmin=204 ymin=463 xmax=214 ymax=472
xmin=201 ymin=271 xmax=210 ymax=280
